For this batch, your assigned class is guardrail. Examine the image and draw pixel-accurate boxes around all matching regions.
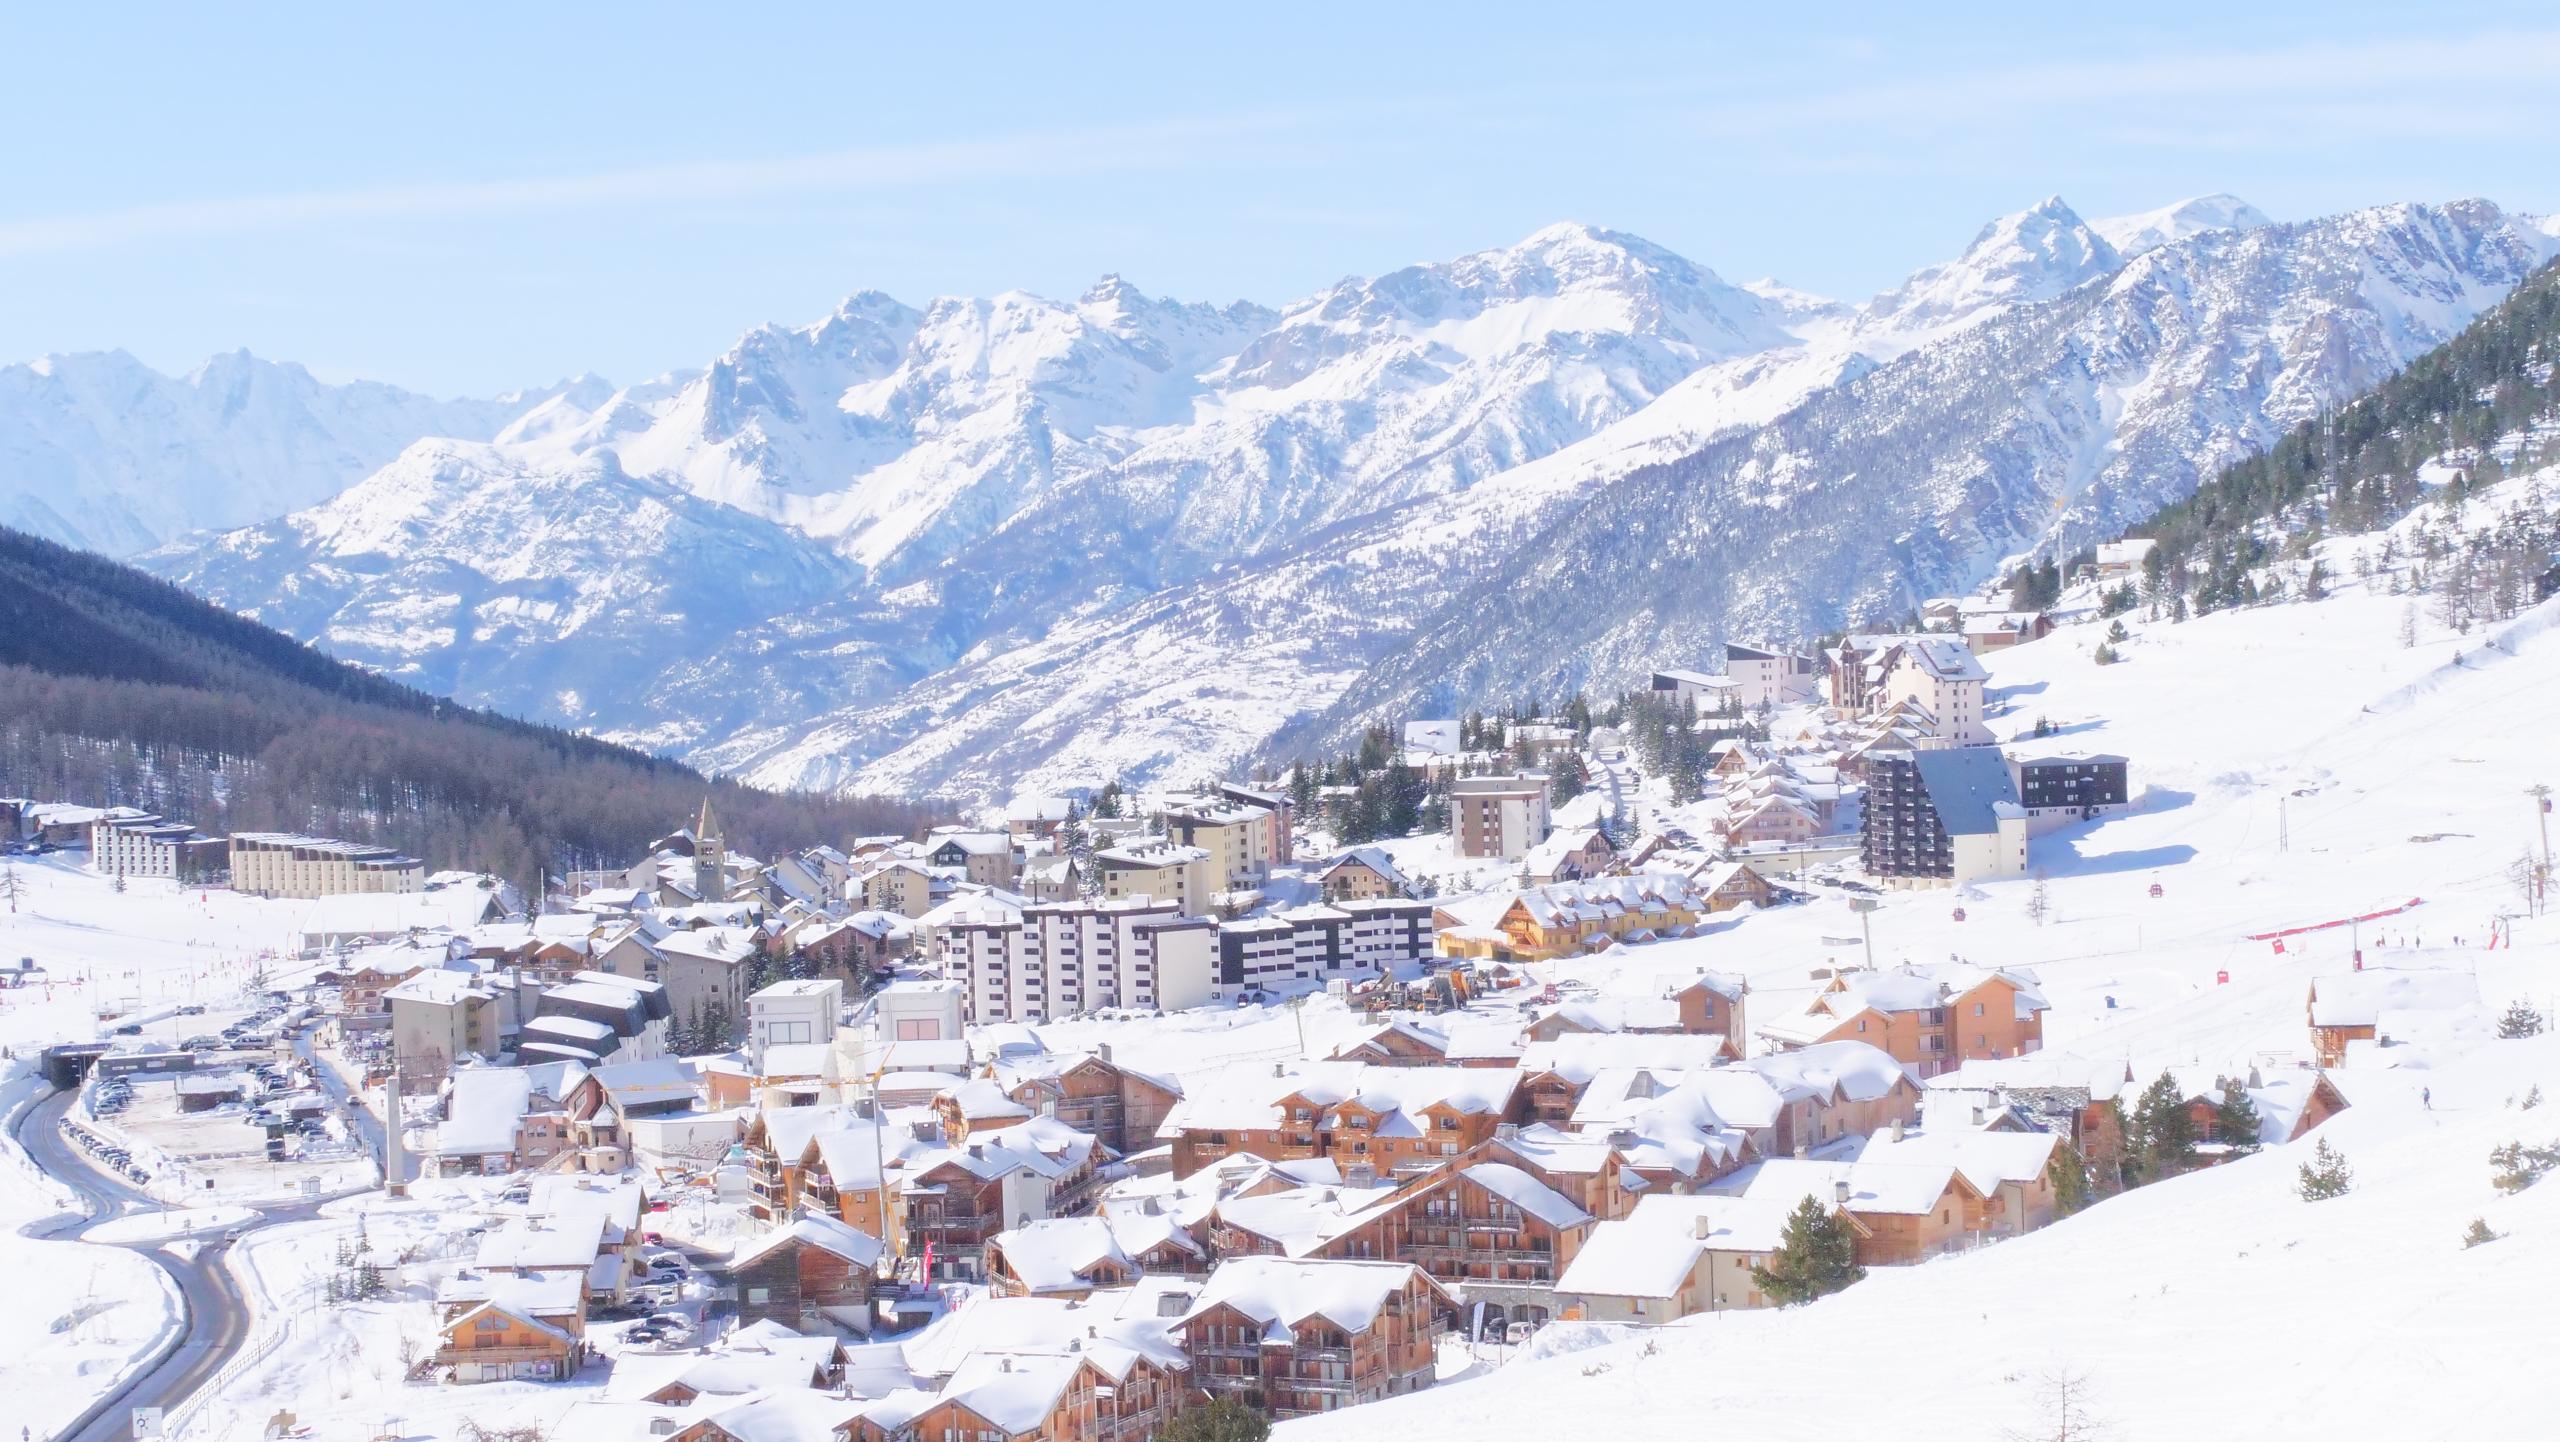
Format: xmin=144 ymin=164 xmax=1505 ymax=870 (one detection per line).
xmin=163 ymin=1247 xmax=325 ymax=1440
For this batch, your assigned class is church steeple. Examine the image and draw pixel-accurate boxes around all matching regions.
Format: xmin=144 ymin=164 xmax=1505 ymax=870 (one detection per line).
xmin=694 ymin=797 xmax=726 ymax=900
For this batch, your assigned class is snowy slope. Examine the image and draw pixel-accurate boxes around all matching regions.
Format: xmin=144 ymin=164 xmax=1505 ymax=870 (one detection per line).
xmin=1270 ymin=526 xmax=2560 ymax=1438
xmin=0 ymin=351 xmax=597 ymax=556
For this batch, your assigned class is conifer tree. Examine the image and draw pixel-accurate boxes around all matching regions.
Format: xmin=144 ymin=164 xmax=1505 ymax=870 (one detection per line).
xmin=2047 ymin=1139 xmax=2092 ymax=1218
xmin=2212 ymin=1077 xmax=2263 ymax=1155
xmin=2297 ymin=1137 xmax=2354 ymax=1200
xmin=2128 ymin=1071 xmax=2197 ymax=1183
xmin=1751 ymin=1195 xmax=1866 ymax=1306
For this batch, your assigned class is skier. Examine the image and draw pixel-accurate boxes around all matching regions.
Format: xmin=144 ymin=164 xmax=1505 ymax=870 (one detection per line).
xmin=2422 ymin=1086 xmax=2433 ymax=1111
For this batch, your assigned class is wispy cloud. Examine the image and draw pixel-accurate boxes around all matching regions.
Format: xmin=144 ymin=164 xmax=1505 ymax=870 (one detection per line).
xmin=0 ymin=109 xmax=1336 ymax=258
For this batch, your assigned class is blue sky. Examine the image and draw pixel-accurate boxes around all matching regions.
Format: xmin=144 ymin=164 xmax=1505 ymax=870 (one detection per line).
xmin=7 ymin=4 xmax=2559 ymax=396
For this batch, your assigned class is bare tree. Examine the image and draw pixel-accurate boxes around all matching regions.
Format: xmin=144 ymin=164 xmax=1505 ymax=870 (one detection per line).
xmin=2006 ymin=1366 xmax=2112 ymax=1442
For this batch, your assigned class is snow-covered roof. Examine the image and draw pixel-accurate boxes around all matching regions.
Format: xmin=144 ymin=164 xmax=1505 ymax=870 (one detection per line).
xmin=989 ymin=1216 xmax=1136 ymax=1293
xmin=299 ymin=886 xmax=498 ymax=939
xmin=1460 ymin=1162 xmax=1592 ymax=1230
xmin=438 ymin=1265 xmax=586 ymax=1317
xmin=2307 ymin=968 xmax=2481 ymax=1027
xmin=1320 ymin=846 xmax=1407 ymax=886
xmin=1725 ymin=1157 xmax=1970 ymax=1216
xmin=730 ymin=1210 xmax=885 ymax=1271
xmin=475 ymin=1213 xmax=609 ymax=1270
xmin=1852 ymin=1126 xmax=2060 ymax=1196
xmin=1910 ymin=747 xmax=2021 ymax=835
xmin=1181 ymin=1256 xmax=1438 ymax=1339
xmin=437 ymin=1067 xmax=535 ymax=1156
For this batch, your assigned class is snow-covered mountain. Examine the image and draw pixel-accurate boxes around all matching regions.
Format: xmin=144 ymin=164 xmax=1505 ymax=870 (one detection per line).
xmin=0 ymin=350 xmax=598 ymax=556
xmin=141 ymin=194 xmax=2560 ymax=804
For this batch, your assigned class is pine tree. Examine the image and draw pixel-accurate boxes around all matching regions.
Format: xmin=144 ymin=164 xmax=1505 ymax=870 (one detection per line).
xmin=1750 ymin=1195 xmax=1865 ymax=1306
xmin=2463 ymin=1217 xmax=2500 ymax=1248
xmin=2212 ymin=1078 xmax=2263 ymax=1155
xmin=0 ymin=863 xmax=22 ymax=913
xmin=2296 ymin=1137 xmax=2354 ymax=1200
xmin=2046 ymin=1139 xmax=2092 ymax=1218
xmin=2489 ymin=1139 xmax=2559 ymax=1193
xmin=2498 ymin=1001 xmax=2547 ymax=1039
xmin=2128 ymin=1072 xmax=2197 ymax=1183
xmin=2026 ymin=876 xmax=2050 ymax=927
xmin=1157 ymin=1396 xmax=1271 ymax=1442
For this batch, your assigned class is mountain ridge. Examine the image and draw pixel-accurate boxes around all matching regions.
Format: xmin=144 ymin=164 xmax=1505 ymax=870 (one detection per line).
xmin=126 ymin=194 xmax=2559 ymax=806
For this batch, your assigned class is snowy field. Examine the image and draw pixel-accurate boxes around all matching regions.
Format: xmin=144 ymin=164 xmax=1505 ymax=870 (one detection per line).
xmin=0 ymin=856 xmax=317 ymax=1052
xmin=1275 ymin=543 xmax=2560 ymax=1438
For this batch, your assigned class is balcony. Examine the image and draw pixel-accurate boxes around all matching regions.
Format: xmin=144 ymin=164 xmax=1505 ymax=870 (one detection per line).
xmin=434 ymin=1341 xmax=574 ymax=1366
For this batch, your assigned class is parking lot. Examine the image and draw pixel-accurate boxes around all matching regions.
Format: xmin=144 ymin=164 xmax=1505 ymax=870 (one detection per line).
xmin=81 ymin=1012 xmax=377 ymax=1203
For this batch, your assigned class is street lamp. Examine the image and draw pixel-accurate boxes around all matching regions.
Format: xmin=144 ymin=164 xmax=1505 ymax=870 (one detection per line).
xmin=1847 ymin=897 xmax=1881 ymax=971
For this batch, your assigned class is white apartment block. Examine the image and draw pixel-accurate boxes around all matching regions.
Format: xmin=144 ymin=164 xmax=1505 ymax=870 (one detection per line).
xmin=1725 ymin=642 xmax=1820 ymax=708
xmin=89 ymin=812 xmax=224 ymax=881
xmin=747 ymin=977 xmax=842 ymax=1070
xmin=230 ymin=831 xmax=426 ymax=899
xmin=1208 ymin=899 xmax=1436 ymax=1001
xmin=939 ymin=897 xmax=1219 ymax=1023
xmin=1449 ymin=774 xmax=1551 ymax=860
xmin=1875 ymin=638 xmax=1993 ymax=747
xmin=1094 ymin=836 xmax=1212 ymax=914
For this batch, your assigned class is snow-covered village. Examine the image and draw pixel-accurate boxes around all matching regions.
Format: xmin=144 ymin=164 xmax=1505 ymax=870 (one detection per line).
xmin=11 ymin=11 xmax=2560 ymax=1442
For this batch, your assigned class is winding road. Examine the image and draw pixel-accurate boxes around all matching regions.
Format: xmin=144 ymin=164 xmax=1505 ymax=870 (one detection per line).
xmin=16 ymin=1033 xmax=391 ymax=1442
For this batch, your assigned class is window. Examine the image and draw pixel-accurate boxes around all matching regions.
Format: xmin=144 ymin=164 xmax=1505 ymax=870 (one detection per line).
xmin=1973 ymin=1002 xmax=1985 ymax=1017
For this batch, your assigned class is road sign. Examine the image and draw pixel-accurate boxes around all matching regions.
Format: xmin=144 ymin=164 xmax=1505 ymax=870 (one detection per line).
xmin=132 ymin=1407 xmax=165 ymax=1440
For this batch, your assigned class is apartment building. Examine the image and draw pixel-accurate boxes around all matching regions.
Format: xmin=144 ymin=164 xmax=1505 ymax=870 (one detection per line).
xmin=88 ymin=812 xmax=225 ymax=882
xmin=230 ymin=831 xmax=426 ymax=898
xmin=1209 ymin=899 xmax=1435 ymax=1001
xmin=1861 ymin=748 xmax=2029 ymax=887
xmin=1448 ymin=774 xmax=1550 ymax=861
xmin=1159 ymin=783 xmax=1292 ymax=889
xmin=939 ymin=897 xmax=1219 ymax=1023
xmin=1094 ymin=837 xmax=1213 ymax=914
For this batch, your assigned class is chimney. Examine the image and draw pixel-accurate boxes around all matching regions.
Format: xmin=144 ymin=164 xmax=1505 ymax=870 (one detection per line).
xmin=1833 ymin=1179 xmax=1851 ymax=1207
xmin=1692 ymin=1214 xmax=1713 ymax=1241
xmin=969 ymin=1143 xmax=984 ymax=1159
xmin=1001 ymin=1358 xmax=1013 ymax=1373
xmin=1273 ymin=1062 xmax=1286 ymax=1078
xmin=1495 ymin=1123 xmax=1519 ymax=1141
xmin=1889 ymin=1118 xmax=1904 ymax=1143
xmin=1098 ymin=1042 xmax=1114 ymax=1064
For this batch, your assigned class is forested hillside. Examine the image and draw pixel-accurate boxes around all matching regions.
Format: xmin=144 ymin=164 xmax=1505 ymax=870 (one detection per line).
xmin=0 ymin=524 xmax=937 ymax=887
xmin=2124 ymin=255 xmax=2560 ymax=620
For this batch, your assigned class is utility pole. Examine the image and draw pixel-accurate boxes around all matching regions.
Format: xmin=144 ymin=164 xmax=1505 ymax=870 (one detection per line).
xmin=2531 ymin=784 xmax=2554 ymax=913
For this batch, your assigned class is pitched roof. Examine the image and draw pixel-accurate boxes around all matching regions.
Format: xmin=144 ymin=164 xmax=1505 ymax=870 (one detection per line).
xmin=2307 ymin=968 xmax=2482 ymax=1027
xmin=1182 ymin=1257 xmax=1440 ymax=1339
xmin=1910 ymin=747 xmax=2023 ymax=836
xmin=729 ymin=1210 xmax=884 ymax=1271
